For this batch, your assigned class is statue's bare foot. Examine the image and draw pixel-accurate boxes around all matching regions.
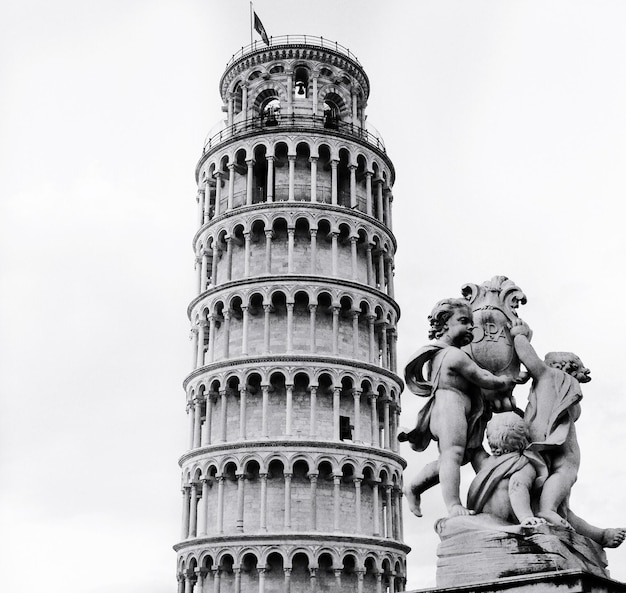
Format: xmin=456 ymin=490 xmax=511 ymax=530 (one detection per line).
xmin=521 ymin=516 xmax=548 ymax=527
xmin=449 ymin=504 xmax=475 ymax=517
xmin=404 ymin=487 xmax=422 ymax=517
xmin=602 ymin=528 xmax=626 ymax=548
xmin=538 ymin=511 xmax=571 ymax=529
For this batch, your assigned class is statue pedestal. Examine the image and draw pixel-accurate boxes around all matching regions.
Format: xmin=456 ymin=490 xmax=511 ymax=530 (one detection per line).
xmin=434 ymin=515 xmax=612 ymax=587
xmin=409 ymin=570 xmax=626 ymax=593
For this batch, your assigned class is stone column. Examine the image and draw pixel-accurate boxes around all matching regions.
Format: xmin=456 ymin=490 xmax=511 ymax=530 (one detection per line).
xmin=222 ymin=310 xmax=231 ymax=359
xmin=376 ymin=179 xmax=384 ymax=222
xmin=198 ymin=478 xmax=209 ymax=536
xmin=330 ymin=159 xmax=338 ymax=205
xmin=207 ymin=315 xmax=216 ymax=363
xmin=365 ymin=171 xmax=373 ymax=216
xmin=284 ymin=472 xmax=292 ymax=529
xmin=283 ymin=568 xmax=292 ymax=593
xmin=211 ymin=241 xmax=219 ymax=286
xmin=202 ymin=393 xmax=213 ymax=445
xmin=227 ymin=92 xmax=234 ymax=126
xmin=181 ymin=486 xmax=190 ymax=539
xmin=352 ymin=310 xmax=360 ymax=357
xmin=216 ymin=476 xmax=225 ymax=533
xmin=286 ymin=302 xmax=295 ymax=353
xmin=214 ymin=172 xmax=222 ymax=217
xmin=236 ymin=473 xmax=245 ymax=532
xmin=309 ymin=386 xmax=317 ymax=437
xmin=288 ymin=155 xmax=296 ymax=201
xmin=308 ymin=304 xmax=317 ymax=352
xmin=366 ymin=244 xmax=374 ymax=287
xmin=241 ymin=306 xmax=249 ymax=355
xmin=263 ymin=304 xmax=271 ymax=354
xmin=266 ymin=156 xmax=274 ymax=202
xmin=367 ymin=315 xmax=376 ymax=364
xmin=350 ymin=236 xmax=358 ymax=280
xmin=393 ymin=486 xmax=402 ymax=539
xmin=258 ymin=568 xmax=266 ymax=593
xmin=377 ymin=249 xmax=385 ymax=292
xmin=354 ymin=477 xmax=362 ymax=532
xmin=287 ymin=228 xmax=295 ymax=273
xmin=184 ymin=576 xmax=193 ymax=593
xmin=312 ymin=76 xmax=318 ymax=113
xmin=330 ymin=231 xmax=338 ymax=276
xmin=285 ymin=384 xmax=293 ymax=436
xmin=259 ymin=472 xmax=268 ymax=531
xmin=246 ymin=159 xmax=254 ymax=205
xmin=309 ymin=229 xmax=317 ymax=273
xmin=389 ymin=327 xmax=398 ymax=373
xmin=385 ymin=485 xmax=393 ymax=537
xmin=233 ymin=569 xmax=241 ymax=593
xmin=352 ymin=91 xmax=358 ymax=125
xmin=384 ymin=189 xmax=391 ymax=227
xmin=219 ymin=389 xmax=228 ymax=442
xmin=375 ymin=573 xmax=382 ymax=593
xmin=383 ymin=396 xmax=390 ymax=449
xmin=197 ymin=188 xmax=205 ymax=226
xmin=309 ymin=568 xmax=317 ymax=593
xmin=369 ymin=393 xmax=379 ymax=447
xmin=333 ymin=474 xmax=341 ymax=531
xmin=286 ymin=69 xmax=293 ymax=113
xmin=309 ymin=156 xmax=317 ymax=202
xmin=379 ymin=322 xmax=388 ymax=368
xmin=356 ymin=570 xmax=365 ymax=593
xmin=353 ymin=389 xmax=362 ymax=442
xmin=195 ymin=255 xmax=202 ymax=294
xmin=227 ymin=163 xmax=235 ymax=210
xmin=204 ymin=177 xmax=212 ymax=222
xmin=213 ymin=569 xmax=221 ymax=593
xmin=196 ymin=322 xmax=206 ymax=367
xmin=200 ymin=250 xmax=208 ymax=292
xmin=372 ymin=480 xmax=380 ymax=536
xmin=188 ymin=482 xmax=198 ymax=537
xmin=264 ymin=231 xmax=272 ymax=274
xmin=349 ymin=164 xmax=357 ymax=208
xmin=191 ymin=326 xmax=199 ymax=368
xmin=333 ymin=387 xmax=341 ymax=440
xmin=386 ymin=256 xmax=395 ymax=298
xmin=261 ymin=384 xmax=270 ymax=437
xmin=239 ymin=388 xmax=247 ymax=440
xmin=334 ymin=569 xmax=342 ymax=590
xmin=243 ymin=231 xmax=251 ymax=277
xmin=225 ymin=237 xmax=233 ymax=282
xmin=193 ymin=398 xmax=202 ymax=448
xmin=309 ymin=472 xmax=318 ymax=530
xmin=331 ymin=305 xmax=340 ymax=355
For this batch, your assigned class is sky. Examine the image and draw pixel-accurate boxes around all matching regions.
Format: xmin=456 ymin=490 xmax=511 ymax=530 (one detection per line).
xmin=1 ymin=1 xmax=626 ymax=591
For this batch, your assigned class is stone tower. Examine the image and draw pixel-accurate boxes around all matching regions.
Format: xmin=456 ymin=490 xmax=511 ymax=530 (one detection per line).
xmin=175 ymin=35 xmax=407 ymax=593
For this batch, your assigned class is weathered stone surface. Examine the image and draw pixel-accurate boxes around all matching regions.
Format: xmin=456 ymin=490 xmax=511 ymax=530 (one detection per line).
xmin=435 ymin=514 xmax=609 ymax=587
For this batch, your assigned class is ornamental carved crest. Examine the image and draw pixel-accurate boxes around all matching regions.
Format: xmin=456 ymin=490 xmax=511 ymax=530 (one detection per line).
xmin=461 ymin=276 xmax=527 ymax=400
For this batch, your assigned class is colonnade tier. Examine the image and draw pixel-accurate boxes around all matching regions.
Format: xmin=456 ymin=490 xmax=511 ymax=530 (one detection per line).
xmin=196 ymin=135 xmax=394 ymax=230
xmin=192 ymin=207 xmax=396 ymax=299
xmin=176 ymin=537 xmax=407 ymax=593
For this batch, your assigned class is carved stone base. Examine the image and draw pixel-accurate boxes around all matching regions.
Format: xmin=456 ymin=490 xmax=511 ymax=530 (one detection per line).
xmin=435 ymin=514 xmax=610 ymax=588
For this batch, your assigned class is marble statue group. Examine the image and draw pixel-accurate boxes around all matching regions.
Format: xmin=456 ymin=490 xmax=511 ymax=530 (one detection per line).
xmin=400 ymin=276 xmax=624 ymax=583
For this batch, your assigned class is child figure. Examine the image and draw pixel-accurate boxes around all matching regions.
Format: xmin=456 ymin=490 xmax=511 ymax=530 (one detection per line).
xmin=510 ymin=319 xmax=589 ymax=527
xmin=401 ymin=299 xmax=515 ymax=517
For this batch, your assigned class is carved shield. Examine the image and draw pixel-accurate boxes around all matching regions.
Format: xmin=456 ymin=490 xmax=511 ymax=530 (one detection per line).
xmin=461 ymin=276 xmax=527 ymax=381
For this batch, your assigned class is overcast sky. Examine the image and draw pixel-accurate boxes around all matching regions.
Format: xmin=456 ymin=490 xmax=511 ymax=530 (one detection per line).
xmin=2 ymin=1 xmax=626 ymax=591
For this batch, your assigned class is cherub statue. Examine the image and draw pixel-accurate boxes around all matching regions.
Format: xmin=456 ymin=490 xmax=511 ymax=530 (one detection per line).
xmin=467 ymin=412 xmax=548 ymax=526
xmin=400 ymin=298 xmax=515 ymax=517
xmin=510 ymin=319 xmax=589 ymax=527
xmin=467 ymin=411 xmax=626 ymax=548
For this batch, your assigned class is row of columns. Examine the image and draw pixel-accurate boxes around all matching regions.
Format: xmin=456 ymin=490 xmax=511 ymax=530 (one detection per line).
xmin=179 ymin=566 xmax=404 ymax=593
xmin=180 ymin=474 xmax=403 ymax=540
xmin=196 ymin=228 xmax=394 ymax=296
xmin=191 ymin=310 xmax=398 ymax=370
xmin=186 ymin=388 xmax=401 ymax=451
xmin=226 ymin=72 xmax=365 ymax=127
xmin=198 ymin=164 xmax=393 ymax=228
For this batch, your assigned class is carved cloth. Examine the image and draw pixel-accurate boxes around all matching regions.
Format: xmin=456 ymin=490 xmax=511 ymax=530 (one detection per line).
xmin=524 ymin=371 xmax=582 ymax=451
xmin=402 ymin=344 xmax=488 ymax=460
xmin=467 ymin=450 xmax=548 ymax=514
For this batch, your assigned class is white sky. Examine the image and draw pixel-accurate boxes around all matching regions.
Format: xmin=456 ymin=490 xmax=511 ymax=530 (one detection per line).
xmin=2 ymin=1 xmax=626 ymax=591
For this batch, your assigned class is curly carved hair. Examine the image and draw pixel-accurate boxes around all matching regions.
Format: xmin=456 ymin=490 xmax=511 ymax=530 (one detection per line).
xmin=428 ymin=298 xmax=472 ymax=340
xmin=544 ymin=352 xmax=583 ymax=374
xmin=486 ymin=412 xmax=529 ymax=456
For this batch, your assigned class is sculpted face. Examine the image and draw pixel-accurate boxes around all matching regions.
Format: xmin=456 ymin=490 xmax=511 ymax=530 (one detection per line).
xmin=444 ymin=307 xmax=475 ymax=346
xmin=568 ymin=356 xmax=591 ymax=383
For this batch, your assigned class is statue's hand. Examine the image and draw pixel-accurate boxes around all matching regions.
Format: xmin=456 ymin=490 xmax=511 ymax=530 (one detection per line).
xmin=510 ymin=318 xmax=532 ymax=340
xmin=514 ymin=370 xmax=530 ymax=384
xmin=521 ymin=516 xmax=547 ymax=527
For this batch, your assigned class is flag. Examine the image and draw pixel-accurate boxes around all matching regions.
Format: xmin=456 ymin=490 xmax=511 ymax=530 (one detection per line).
xmin=253 ymin=12 xmax=269 ymax=45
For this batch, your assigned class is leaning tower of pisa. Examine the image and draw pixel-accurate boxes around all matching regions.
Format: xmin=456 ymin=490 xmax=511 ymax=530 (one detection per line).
xmin=175 ymin=35 xmax=408 ymax=593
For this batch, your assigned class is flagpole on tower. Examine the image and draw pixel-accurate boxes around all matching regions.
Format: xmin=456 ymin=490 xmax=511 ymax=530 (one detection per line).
xmin=250 ymin=2 xmax=254 ymax=46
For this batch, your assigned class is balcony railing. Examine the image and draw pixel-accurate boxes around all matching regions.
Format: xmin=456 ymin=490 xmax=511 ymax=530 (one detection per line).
xmin=225 ymin=35 xmax=361 ymax=69
xmin=203 ymin=113 xmax=386 ymax=154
